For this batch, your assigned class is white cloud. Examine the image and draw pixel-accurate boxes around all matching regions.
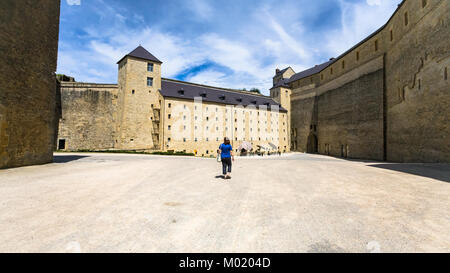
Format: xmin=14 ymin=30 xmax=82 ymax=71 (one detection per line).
xmin=367 ymin=0 xmax=381 ymax=6
xmin=186 ymin=0 xmax=214 ymax=21
xmin=66 ymin=0 xmax=81 ymax=6
xmin=324 ymin=0 xmax=401 ymax=57
xmin=58 ymin=0 xmax=401 ymax=95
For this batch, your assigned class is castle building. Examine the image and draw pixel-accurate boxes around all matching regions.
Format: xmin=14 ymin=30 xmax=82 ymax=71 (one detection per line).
xmin=57 ymin=0 xmax=449 ymax=163
xmin=272 ymin=0 xmax=449 ymax=163
xmin=57 ymin=46 xmax=290 ymax=156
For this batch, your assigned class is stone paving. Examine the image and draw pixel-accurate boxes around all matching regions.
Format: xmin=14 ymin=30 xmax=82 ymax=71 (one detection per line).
xmin=0 ymin=152 xmax=449 ymax=253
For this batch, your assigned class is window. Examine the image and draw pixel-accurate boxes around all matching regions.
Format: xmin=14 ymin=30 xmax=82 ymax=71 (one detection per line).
xmin=418 ymin=79 xmax=421 ymax=90
xmin=390 ymin=30 xmax=393 ymax=41
xmin=147 ymin=63 xmax=154 ymax=72
xmin=330 ymin=67 xmax=333 ymax=75
xmin=342 ymin=60 xmax=345 ymax=69
xmin=195 ymin=138 xmax=198 ymax=142
xmin=183 ymin=138 xmax=186 ymax=142
xmin=445 ymin=67 xmax=448 ymax=80
xmin=132 ymin=90 xmax=135 ymax=94
xmin=58 ymin=139 xmax=66 ymax=150
xmin=422 ymin=0 xmax=427 ymax=8
xmin=167 ymin=138 xmax=171 ymax=142
xmin=404 ymin=12 xmax=409 ymax=26
xmin=168 ymin=103 xmax=171 ymax=108
xmin=147 ymin=77 xmax=153 ymax=87
xmin=168 ymin=114 xmax=171 ymax=119
xmin=375 ymin=40 xmax=378 ymax=51
xmin=168 ymin=125 xmax=171 ymax=130
xmin=321 ymin=74 xmax=324 ymax=80
xmin=356 ymin=51 xmax=360 ymax=61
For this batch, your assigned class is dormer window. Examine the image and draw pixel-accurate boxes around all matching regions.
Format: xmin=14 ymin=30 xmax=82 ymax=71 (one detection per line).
xmin=200 ymin=92 xmax=207 ymax=98
xmin=236 ymin=98 xmax=243 ymax=103
xmin=251 ymin=100 xmax=257 ymax=104
xmin=219 ymin=95 xmax=225 ymax=100
xmin=178 ymin=89 xmax=185 ymax=95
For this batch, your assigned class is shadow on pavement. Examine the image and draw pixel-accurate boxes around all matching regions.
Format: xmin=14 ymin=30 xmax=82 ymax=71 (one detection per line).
xmin=369 ymin=163 xmax=450 ymax=183
xmin=53 ymin=155 xmax=89 ymax=163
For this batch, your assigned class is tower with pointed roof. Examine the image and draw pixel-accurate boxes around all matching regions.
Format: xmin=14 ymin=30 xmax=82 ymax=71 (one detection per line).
xmin=116 ymin=46 xmax=163 ymax=150
xmin=270 ymin=71 xmax=292 ymax=152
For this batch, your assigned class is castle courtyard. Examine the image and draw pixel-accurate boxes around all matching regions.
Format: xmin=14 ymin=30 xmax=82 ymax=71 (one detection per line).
xmin=0 ymin=153 xmax=449 ymax=253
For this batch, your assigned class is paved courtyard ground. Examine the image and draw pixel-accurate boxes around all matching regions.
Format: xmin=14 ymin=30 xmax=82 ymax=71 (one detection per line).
xmin=0 ymin=152 xmax=449 ymax=253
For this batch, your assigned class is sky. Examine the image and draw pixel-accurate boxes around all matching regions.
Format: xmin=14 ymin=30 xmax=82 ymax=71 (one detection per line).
xmin=58 ymin=0 xmax=402 ymax=95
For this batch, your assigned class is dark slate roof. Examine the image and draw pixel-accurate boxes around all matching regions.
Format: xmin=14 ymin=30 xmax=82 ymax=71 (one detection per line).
xmin=287 ymin=59 xmax=334 ymax=83
xmin=271 ymin=78 xmax=290 ymax=89
xmin=160 ymin=79 xmax=287 ymax=112
xmin=117 ymin=46 xmax=162 ymax=64
xmin=284 ymin=0 xmax=406 ymax=82
xmin=327 ymin=0 xmax=405 ymax=68
xmin=275 ymin=67 xmax=290 ymax=76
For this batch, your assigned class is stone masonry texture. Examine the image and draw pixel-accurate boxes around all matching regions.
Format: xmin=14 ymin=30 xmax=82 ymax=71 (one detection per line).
xmin=0 ymin=0 xmax=61 ymax=169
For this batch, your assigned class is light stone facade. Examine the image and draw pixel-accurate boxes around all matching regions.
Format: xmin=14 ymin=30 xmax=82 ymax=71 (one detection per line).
xmin=281 ymin=0 xmax=450 ymax=162
xmin=57 ymin=47 xmax=290 ymax=157
xmin=0 ymin=0 xmax=61 ymax=169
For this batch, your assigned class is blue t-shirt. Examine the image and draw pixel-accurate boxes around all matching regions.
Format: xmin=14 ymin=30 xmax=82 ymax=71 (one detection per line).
xmin=219 ymin=144 xmax=232 ymax=158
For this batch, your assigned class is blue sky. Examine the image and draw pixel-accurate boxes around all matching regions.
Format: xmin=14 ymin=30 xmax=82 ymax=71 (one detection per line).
xmin=58 ymin=0 xmax=402 ymax=95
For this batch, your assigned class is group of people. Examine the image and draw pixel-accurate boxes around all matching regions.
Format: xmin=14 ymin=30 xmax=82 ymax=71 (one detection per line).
xmin=217 ymin=137 xmax=284 ymax=179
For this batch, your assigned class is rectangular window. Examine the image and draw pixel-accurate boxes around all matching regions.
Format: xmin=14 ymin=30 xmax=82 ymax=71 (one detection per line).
xmin=168 ymin=103 xmax=171 ymax=108
xmin=58 ymin=139 xmax=66 ymax=150
xmin=147 ymin=63 xmax=154 ymax=72
xmin=375 ymin=40 xmax=378 ymax=51
xmin=445 ymin=67 xmax=448 ymax=80
xmin=356 ymin=51 xmax=360 ymax=61
xmin=390 ymin=30 xmax=393 ymax=41
xmin=147 ymin=77 xmax=153 ymax=87
xmin=330 ymin=67 xmax=333 ymax=75
xmin=342 ymin=60 xmax=345 ymax=69
xmin=404 ymin=12 xmax=409 ymax=26
xmin=168 ymin=125 xmax=171 ymax=130
xmin=168 ymin=114 xmax=171 ymax=119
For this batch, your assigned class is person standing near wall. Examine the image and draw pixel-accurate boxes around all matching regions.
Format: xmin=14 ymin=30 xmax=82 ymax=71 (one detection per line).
xmin=219 ymin=137 xmax=234 ymax=179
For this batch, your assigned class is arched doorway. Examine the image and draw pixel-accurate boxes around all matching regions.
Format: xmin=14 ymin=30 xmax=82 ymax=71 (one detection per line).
xmin=307 ymin=134 xmax=318 ymax=154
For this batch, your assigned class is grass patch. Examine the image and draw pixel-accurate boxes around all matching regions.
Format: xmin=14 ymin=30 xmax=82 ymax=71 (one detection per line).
xmin=55 ymin=149 xmax=195 ymax=156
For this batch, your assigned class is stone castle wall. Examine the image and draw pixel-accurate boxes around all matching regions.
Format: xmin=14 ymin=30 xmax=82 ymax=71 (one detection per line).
xmin=57 ymin=83 xmax=118 ymax=151
xmin=0 ymin=0 xmax=60 ymax=168
xmin=116 ymin=57 xmax=162 ymax=151
xmin=290 ymin=0 xmax=449 ymax=162
xmin=385 ymin=0 xmax=450 ymax=162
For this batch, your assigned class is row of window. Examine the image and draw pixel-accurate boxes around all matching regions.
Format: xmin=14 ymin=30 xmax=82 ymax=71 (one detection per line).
xmin=167 ymin=136 xmax=286 ymax=143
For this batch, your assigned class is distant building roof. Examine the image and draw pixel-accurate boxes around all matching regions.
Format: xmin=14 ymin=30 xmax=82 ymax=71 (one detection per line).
xmin=285 ymin=0 xmax=406 ymax=83
xmin=160 ymin=79 xmax=287 ymax=112
xmin=117 ymin=46 xmax=162 ymax=64
xmin=287 ymin=59 xmax=334 ymax=83
xmin=271 ymin=78 xmax=290 ymax=89
xmin=275 ymin=67 xmax=291 ymax=77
